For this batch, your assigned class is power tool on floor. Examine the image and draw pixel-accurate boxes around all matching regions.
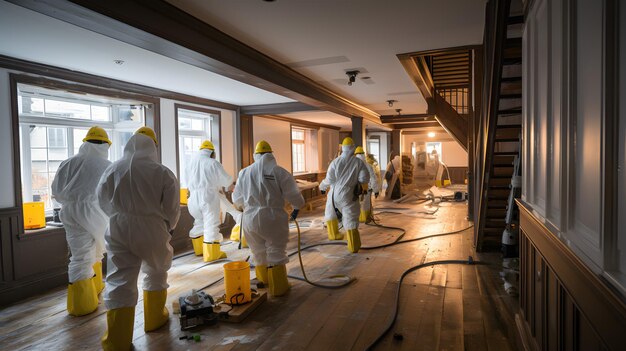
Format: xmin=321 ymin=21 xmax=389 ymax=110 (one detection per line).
xmin=179 ymin=290 xmax=219 ymax=330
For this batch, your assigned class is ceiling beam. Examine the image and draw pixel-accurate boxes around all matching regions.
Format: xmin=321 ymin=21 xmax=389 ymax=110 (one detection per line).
xmin=10 ymin=0 xmax=381 ymax=124
xmin=391 ymin=122 xmax=442 ymax=130
xmin=380 ymin=114 xmax=435 ymax=124
xmin=240 ymin=102 xmax=318 ymax=115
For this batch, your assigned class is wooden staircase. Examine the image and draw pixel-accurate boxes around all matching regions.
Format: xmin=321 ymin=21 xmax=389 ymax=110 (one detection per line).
xmin=475 ymin=0 xmax=523 ymax=251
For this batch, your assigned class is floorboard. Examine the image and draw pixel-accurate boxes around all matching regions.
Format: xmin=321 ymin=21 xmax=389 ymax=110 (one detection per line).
xmin=0 ymin=197 xmax=519 ymax=351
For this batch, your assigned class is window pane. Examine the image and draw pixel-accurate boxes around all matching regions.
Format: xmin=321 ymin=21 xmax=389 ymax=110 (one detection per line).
xmin=45 ymin=99 xmax=91 ymax=119
xmin=30 ymin=126 xmax=47 ymax=147
xmin=31 ymin=160 xmax=47 ymax=173
xmin=20 ymin=96 xmax=45 ymax=115
xmin=73 ymin=128 xmax=89 ymax=154
xmin=31 ymin=149 xmax=47 ymax=162
xmin=179 ymin=117 xmax=192 ymax=130
xmin=191 ymin=118 xmax=204 ymax=131
xmin=31 ymin=173 xmax=48 ymax=202
xmin=47 ymin=127 xmax=67 ymax=148
xmin=91 ymin=105 xmax=110 ymax=121
xmin=292 ymin=129 xmax=305 ymax=140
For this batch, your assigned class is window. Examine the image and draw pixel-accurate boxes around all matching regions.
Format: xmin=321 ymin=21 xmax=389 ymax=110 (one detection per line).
xmin=177 ymin=107 xmax=216 ymax=188
xmin=292 ymin=128 xmax=306 ymax=173
xmin=368 ymin=137 xmax=381 ymax=164
xmin=426 ymin=142 xmax=442 ymax=160
xmin=18 ymin=84 xmax=146 ymax=213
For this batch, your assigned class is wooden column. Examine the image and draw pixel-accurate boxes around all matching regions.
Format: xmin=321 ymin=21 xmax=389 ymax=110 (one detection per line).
xmin=351 ymin=116 xmax=366 ymax=148
xmin=391 ymin=129 xmax=402 ymax=157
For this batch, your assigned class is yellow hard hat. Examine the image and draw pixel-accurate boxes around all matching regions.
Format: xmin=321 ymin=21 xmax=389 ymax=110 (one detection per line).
xmin=83 ymin=126 xmax=111 ymax=145
xmin=354 ymin=146 xmax=365 ymax=154
xmin=135 ymin=126 xmax=158 ymax=145
xmin=255 ymin=140 xmax=272 ymax=154
xmin=342 ymin=137 xmax=354 ymax=146
xmin=200 ymin=140 xmax=215 ymax=150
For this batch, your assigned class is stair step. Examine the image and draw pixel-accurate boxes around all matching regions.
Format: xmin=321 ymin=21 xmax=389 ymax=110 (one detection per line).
xmin=496 ymin=124 xmax=522 ymax=129
xmin=501 ymin=76 xmax=522 ymax=83
xmin=487 ymin=200 xmax=508 ymax=209
xmin=494 ymin=151 xmax=518 ymax=156
xmin=498 ymin=107 xmax=522 ymax=115
xmin=507 ymin=15 xmax=524 ymax=25
xmin=495 ymin=138 xmax=520 ymax=142
xmin=505 ymin=37 xmax=522 ymax=48
xmin=499 ymin=93 xmax=522 ymax=99
xmin=503 ymin=57 xmax=522 ymax=65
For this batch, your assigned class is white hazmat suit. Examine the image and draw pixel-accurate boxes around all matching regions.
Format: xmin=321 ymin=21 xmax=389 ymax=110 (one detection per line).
xmin=356 ymin=153 xmax=380 ymax=218
xmin=52 ymin=142 xmax=111 ymax=283
xmin=232 ymin=153 xmax=304 ymax=267
xmin=97 ymin=134 xmax=180 ymax=310
xmin=323 ymin=145 xmax=370 ymax=231
xmin=186 ymin=149 xmax=233 ymax=243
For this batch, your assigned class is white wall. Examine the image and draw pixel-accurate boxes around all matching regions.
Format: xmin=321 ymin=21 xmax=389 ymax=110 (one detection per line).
xmin=318 ymin=127 xmax=339 ymax=172
xmin=253 ymin=116 xmax=292 ymax=172
xmin=0 ymin=68 xmax=15 ymax=208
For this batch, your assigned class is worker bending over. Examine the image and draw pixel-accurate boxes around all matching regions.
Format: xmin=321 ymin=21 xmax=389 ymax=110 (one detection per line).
xmin=321 ymin=137 xmax=369 ymax=253
xmin=186 ymin=140 xmax=234 ymax=262
xmin=51 ymin=126 xmax=111 ymax=316
xmin=355 ymin=146 xmax=380 ymax=223
xmin=97 ymin=127 xmax=180 ymax=351
xmin=232 ymin=141 xmax=304 ymax=297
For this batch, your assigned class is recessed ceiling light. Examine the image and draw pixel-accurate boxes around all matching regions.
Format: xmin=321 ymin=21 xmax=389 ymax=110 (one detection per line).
xmin=428 ymin=132 xmax=436 ymax=138
xmin=113 ymin=60 xmax=125 ymax=65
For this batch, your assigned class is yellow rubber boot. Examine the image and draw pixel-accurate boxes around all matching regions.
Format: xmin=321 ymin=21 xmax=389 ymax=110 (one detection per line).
xmin=359 ymin=210 xmax=368 ymax=223
xmin=255 ymin=264 xmax=268 ymax=284
xmin=203 ymin=242 xmax=227 ymax=262
xmin=268 ymin=264 xmax=290 ymax=297
xmin=346 ymin=229 xmax=362 ymax=253
xmin=191 ymin=236 xmax=203 ymax=256
xmin=143 ymin=290 xmax=169 ymax=332
xmin=93 ymin=261 xmax=105 ymax=294
xmin=230 ymin=225 xmax=241 ymax=241
xmin=102 ymin=306 xmax=135 ymax=351
xmin=67 ymin=278 xmax=99 ymax=316
xmin=326 ymin=219 xmax=343 ymax=240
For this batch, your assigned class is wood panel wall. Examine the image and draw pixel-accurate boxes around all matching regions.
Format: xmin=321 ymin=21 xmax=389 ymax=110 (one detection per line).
xmin=518 ymin=202 xmax=626 ymax=351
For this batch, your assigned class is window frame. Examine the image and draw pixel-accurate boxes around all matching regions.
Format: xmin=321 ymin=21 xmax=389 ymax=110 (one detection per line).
xmin=10 ymin=74 xmax=159 ymax=234
xmin=174 ymin=103 xmax=221 ymax=186
xmin=291 ymin=127 xmax=307 ymax=174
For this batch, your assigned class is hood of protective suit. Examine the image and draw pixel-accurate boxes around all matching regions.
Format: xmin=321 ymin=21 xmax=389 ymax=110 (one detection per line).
xmin=123 ymin=134 xmax=158 ymax=162
xmin=79 ymin=141 xmax=109 ymax=159
xmin=341 ymin=145 xmax=355 ymax=158
xmin=200 ymin=149 xmax=214 ymax=157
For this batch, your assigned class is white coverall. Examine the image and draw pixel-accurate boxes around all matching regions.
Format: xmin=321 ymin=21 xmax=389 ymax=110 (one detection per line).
xmin=232 ymin=153 xmax=304 ymax=266
xmin=51 ymin=142 xmax=111 ymax=283
xmin=185 ymin=149 xmax=233 ymax=243
xmin=356 ymin=154 xmax=380 ymax=214
xmin=322 ymin=146 xmax=370 ymax=230
xmin=97 ymin=134 xmax=180 ymax=309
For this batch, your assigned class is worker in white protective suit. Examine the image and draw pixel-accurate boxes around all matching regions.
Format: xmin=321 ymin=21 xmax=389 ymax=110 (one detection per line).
xmin=97 ymin=127 xmax=180 ymax=351
xmin=319 ymin=144 xmax=342 ymax=240
xmin=51 ymin=126 xmax=111 ymax=317
xmin=355 ymin=146 xmax=380 ymax=223
xmin=232 ymin=140 xmax=304 ymax=297
xmin=321 ymin=137 xmax=369 ymax=253
xmin=186 ymin=140 xmax=234 ymax=262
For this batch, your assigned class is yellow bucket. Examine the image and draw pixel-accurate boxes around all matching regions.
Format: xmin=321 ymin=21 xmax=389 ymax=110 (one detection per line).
xmin=180 ymin=188 xmax=189 ymax=205
xmin=223 ymin=261 xmax=251 ymax=305
xmin=23 ymin=202 xmax=46 ymax=229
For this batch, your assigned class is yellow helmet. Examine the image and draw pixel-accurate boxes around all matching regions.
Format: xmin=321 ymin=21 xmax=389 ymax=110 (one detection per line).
xmin=354 ymin=146 xmax=365 ymax=154
xmin=200 ymin=140 xmax=215 ymax=150
xmin=341 ymin=137 xmax=354 ymax=146
xmin=255 ymin=140 xmax=272 ymax=154
xmin=135 ymin=126 xmax=158 ymax=145
xmin=83 ymin=126 xmax=111 ymax=145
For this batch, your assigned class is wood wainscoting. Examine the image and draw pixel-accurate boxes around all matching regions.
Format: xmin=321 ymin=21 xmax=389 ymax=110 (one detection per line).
xmin=517 ymin=201 xmax=626 ymax=350
xmin=0 ymin=205 xmax=194 ymax=307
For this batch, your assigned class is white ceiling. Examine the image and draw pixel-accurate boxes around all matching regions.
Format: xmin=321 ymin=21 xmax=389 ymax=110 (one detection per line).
xmin=166 ymin=0 xmax=487 ymax=116
xmin=0 ymin=1 xmax=294 ymax=106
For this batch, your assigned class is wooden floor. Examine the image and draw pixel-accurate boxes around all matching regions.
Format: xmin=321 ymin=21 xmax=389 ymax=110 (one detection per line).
xmin=0 ymin=198 xmax=518 ymax=351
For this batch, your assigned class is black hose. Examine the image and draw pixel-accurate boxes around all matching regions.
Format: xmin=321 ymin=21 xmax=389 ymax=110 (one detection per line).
xmin=365 ymin=257 xmax=483 ymax=351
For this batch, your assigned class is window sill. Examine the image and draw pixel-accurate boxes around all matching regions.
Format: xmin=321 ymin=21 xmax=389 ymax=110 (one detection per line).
xmin=19 ymin=225 xmax=65 ymax=241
